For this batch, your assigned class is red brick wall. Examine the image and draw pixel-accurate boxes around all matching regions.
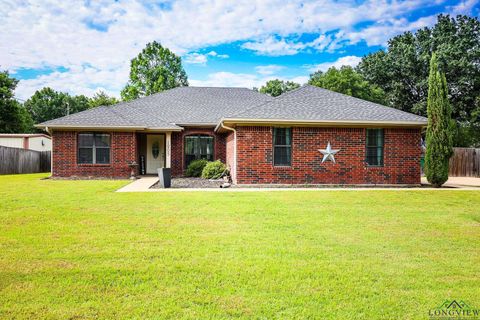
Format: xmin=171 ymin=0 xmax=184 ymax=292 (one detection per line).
xmin=52 ymin=131 xmax=136 ymax=178
xmin=52 ymin=126 xmax=421 ymax=184
xmin=235 ymin=126 xmax=422 ymax=185
xmin=170 ymin=128 xmax=226 ymax=176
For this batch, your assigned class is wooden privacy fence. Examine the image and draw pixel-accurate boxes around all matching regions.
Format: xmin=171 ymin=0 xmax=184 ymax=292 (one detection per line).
xmin=0 ymin=146 xmax=51 ymax=175
xmin=449 ymin=147 xmax=480 ymax=177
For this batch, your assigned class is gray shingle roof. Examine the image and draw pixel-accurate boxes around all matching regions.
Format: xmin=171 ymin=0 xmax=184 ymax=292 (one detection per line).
xmin=129 ymin=86 xmax=273 ymax=125
xmin=229 ymin=85 xmax=427 ymax=124
xmin=38 ymin=85 xmax=427 ymax=130
xmin=38 ymin=105 xmax=182 ymax=130
xmin=38 ymin=87 xmax=272 ymax=129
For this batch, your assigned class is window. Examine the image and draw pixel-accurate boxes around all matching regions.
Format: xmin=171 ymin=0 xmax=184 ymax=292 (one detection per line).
xmin=184 ymin=135 xmax=214 ymax=166
xmin=273 ymin=127 xmax=292 ymax=166
xmin=366 ymin=129 xmax=384 ymax=166
xmin=78 ymin=133 xmax=110 ymax=164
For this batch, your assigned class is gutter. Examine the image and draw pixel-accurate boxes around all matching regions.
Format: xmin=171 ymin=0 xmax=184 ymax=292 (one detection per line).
xmin=145 ymin=127 xmax=183 ymax=132
xmin=34 ymin=124 xmax=145 ymax=130
xmin=218 ymin=118 xmax=427 ymax=127
xmin=214 ymin=119 xmax=225 ymax=132
xmin=175 ymin=123 xmax=217 ymax=127
xmin=48 ymin=127 xmax=53 ymax=178
xmin=0 ymin=133 xmax=51 ymax=138
xmin=34 ymin=125 xmax=183 ymax=132
xmin=220 ymin=122 xmax=237 ymax=184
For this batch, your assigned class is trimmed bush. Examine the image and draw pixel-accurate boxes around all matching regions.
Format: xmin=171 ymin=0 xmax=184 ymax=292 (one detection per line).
xmin=201 ymin=160 xmax=227 ymax=179
xmin=185 ymin=159 xmax=208 ymax=177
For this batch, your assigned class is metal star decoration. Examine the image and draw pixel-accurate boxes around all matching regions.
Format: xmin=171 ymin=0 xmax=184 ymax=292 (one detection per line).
xmin=319 ymin=142 xmax=340 ymax=163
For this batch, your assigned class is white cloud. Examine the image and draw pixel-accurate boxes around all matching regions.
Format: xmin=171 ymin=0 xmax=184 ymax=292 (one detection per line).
xmin=306 ymin=34 xmax=334 ymax=51
xmin=242 ymin=36 xmax=304 ymax=56
xmin=184 ymin=53 xmax=208 ymax=65
xmin=190 ymin=72 xmax=259 ymax=88
xmin=184 ymin=50 xmax=229 ymax=65
xmin=208 ymin=51 xmax=229 ymax=58
xmin=255 ymin=65 xmax=285 ymax=75
xmin=241 ymin=34 xmax=339 ymax=56
xmin=346 ymin=15 xmax=438 ymax=47
xmin=448 ymin=0 xmax=478 ymax=15
xmin=307 ymin=56 xmax=362 ymax=72
xmin=0 ymin=0 xmax=441 ymax=98
xmin=190 ymin=71 xmax=308 ymax=89
xmin=15 ymin=64 xmax=127 ymax=100
xmin=288 ymin=76 xmax=310 ymax=84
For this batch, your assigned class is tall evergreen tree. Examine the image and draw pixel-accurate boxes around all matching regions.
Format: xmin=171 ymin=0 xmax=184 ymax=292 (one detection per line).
xmin=425 ymin=53 xmax=453 ymax=187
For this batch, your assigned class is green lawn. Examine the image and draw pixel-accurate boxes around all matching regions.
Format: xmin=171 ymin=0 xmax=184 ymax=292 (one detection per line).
xmin=0 ymin=174 xmax=479 ymax=319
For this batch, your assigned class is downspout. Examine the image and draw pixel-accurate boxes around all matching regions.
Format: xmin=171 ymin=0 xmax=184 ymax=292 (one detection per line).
xmin=46 ymin=126 xmax=53 ymax=178
xmin=220 ymin=122 xmax=237 ymax=184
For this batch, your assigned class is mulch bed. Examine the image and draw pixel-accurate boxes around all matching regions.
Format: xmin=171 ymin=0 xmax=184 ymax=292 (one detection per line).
xmin=45 ymin=176 xmax=129 ymax=180
xmin=151 ymin=177 xmax=227 ymax=189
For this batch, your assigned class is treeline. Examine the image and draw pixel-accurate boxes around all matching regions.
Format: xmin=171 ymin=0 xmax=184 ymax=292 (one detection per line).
xmin=0 ymin=73 xmax=119 ymax=133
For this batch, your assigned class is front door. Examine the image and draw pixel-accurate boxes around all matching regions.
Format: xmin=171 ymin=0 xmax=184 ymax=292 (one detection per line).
xmin=146 ymin=134 xmax=165 ymax=174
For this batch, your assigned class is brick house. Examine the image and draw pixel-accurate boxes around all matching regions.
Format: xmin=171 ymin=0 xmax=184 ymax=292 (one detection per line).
xmin=37 ymin=85 xmax=427 ymax=185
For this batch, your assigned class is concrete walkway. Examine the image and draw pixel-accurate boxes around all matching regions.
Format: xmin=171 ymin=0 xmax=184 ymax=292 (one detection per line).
xmin=421 ymin=176 xmax=480 ymax=188
xmin=117 ymin=176 xmax=480 ymax=192
xmin=116 ymin=177 xmax=159 ymax=192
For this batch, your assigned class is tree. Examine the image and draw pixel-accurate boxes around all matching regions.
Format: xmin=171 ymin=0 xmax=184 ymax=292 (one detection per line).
xmin=69 ymin=94 xmax=91 ymax=114
xmin=357 ymin=14 xmax=480 ymax=145
xmin=89 ymin=91 xmax=119 ymax=108
xmin=308 ymin=66 xmax=386 ymax=104
xmin=259 ymin=79 xmax=300 ymax=97
xmin=424 ymin=53 xmax=454 ymax=187
xmin=17 ymin=104 xmax=34 ymax=132
xmin=0 ymin=71 xmax=33 ymax=133
xmin=121 ymin=41 xmax=188 ymax=101
xmin=24 ymin=87 xmax=90 ymax=124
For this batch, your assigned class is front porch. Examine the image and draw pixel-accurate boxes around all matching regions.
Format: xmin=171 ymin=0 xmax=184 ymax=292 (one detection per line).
xmin=136 ymin=132 xmax=172 ymax=175
xmin=136 ymin=128 xmax=225 ymax=177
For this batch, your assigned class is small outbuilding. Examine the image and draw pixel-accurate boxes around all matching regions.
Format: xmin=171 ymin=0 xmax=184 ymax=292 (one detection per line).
xmin=0 ymin=133 xmax=52 ymax=152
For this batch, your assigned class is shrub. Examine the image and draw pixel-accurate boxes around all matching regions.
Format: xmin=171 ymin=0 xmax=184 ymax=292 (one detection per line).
xmin=201 ymin=160 xmax=227 ymax=179
xmin=185 ymin=159 xmax=208 ymax=177
xmin=425 ymin=53 xmax=454 ymax=187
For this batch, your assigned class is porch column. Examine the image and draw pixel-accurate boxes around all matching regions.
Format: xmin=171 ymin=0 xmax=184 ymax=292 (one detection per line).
xmin=166 ymin=132 xmax=171 ymax=168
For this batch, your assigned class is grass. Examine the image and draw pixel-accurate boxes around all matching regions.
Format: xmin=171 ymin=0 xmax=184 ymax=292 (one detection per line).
xmin=0 ymin=173 xmax=479 ymax=319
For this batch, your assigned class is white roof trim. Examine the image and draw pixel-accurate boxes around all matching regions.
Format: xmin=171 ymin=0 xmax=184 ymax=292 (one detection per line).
xmin=34 ymin=124 xmax=182 ymax=132
xmin=215 ymin=118 xmax=428 ymax=131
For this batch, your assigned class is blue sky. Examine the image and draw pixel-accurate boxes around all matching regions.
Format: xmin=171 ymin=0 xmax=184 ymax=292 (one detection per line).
xmin=1 ymin=0 xmax=478 ymax=100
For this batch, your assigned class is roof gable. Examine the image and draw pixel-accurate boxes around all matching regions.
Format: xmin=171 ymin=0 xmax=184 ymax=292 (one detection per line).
xmin=229 ymin=85 xmax=427 ymax=124
xmin=123 ymin=86 xmax=272 ymax=124
xmin=38 ymin=87 xmax=271 ymax=129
